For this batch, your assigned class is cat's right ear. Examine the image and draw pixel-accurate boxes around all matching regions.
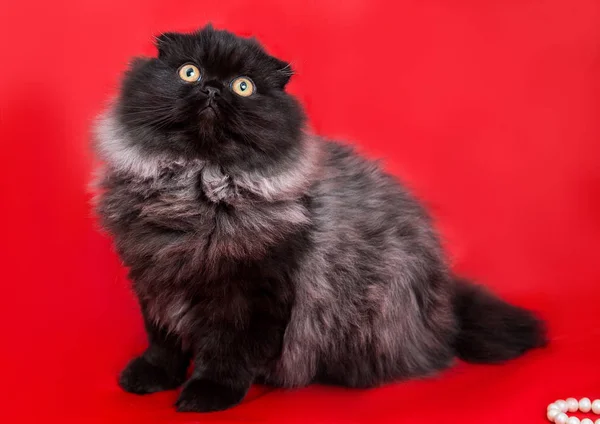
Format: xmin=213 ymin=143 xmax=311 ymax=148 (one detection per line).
xmin=128 ymin=57 xmax=149 ymax=71
xmin=268 ymin=56 xmax=294 ymax=89
xmin=154 ymin=32 xmax=179 ymax=59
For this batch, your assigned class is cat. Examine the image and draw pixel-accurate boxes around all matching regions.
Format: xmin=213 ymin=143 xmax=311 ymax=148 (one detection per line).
xmin=93 ymin=25 xmax=547 ymax=413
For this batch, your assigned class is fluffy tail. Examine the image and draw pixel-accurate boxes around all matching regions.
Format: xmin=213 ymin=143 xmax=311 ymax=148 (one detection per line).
xmin=452 ymin=277 xmax=547 ymax=363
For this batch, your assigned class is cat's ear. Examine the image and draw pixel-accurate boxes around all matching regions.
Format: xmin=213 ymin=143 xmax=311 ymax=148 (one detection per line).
xmin=154 ymin=32 xmax=179 ymax=59
xmin=201 ymin=22 xmax=215 ymax=32
xmin=127 ymin=57 xmax=150 ymax=72
xmin=270 ymin=57 xmax=294 ymax=89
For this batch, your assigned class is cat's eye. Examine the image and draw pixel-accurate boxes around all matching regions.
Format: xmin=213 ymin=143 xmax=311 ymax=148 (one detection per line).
xmin=178 ymin=64 xmax=201 ymax=83
xmin=231 ymin=77 xmax=255 ymax=97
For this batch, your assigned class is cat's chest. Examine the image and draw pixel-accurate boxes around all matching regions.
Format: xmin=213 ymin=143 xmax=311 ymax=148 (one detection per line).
xmin=105 ymin=165 xmax=310 ymax=265
xmin=134 ymin=169 xmax=212 ymax=231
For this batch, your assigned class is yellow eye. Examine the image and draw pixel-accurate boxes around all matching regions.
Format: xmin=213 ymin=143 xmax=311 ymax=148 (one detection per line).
xmin=231 ymin=77 xmax=255 ymax=97
xmin=178 ymin=64 xmax=201 ymax=82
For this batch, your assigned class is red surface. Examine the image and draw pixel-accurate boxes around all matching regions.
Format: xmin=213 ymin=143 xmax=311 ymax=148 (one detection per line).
xmin=1 ymin=0 xmax=599 ymax=423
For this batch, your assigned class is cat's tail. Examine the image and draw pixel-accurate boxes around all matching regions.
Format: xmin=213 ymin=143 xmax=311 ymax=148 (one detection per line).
xmin=452 ymin=277 xmax=547 ymax=363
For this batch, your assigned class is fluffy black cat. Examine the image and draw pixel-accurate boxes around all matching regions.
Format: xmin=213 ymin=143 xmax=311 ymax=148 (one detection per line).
xmin=93 ymin=25 xmax=546 ymax=413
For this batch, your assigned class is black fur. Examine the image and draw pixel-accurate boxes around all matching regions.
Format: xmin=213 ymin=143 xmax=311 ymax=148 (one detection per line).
xmin=93 ymin=25 xmax=547 ymax=413
xmin=452 ymin=278 xmax=547 ymax=363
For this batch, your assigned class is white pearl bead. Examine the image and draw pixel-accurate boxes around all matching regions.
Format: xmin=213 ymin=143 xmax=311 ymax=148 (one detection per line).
xmin=567 ymin=398 xmax=579 ymax=412
xmin=595 ymin=420 xmax=600 ymax=424
xmin=556 ymin=400 xmax=569 ymax=412
xmin=555 ymin=413 xmax=569 ymax=424
xmin=548 ymin=409 xmax=561 ymax=421
xmin=580 ymin=398 xmax=592 ymax=413
xmin=549 ymin=403 xmax=561 ymax=411
xmin=592 ymin=399 xmax=600 ymax=414
xmin=567 ymin=417 xmax=580 ymax=424
xmin=581 ymin=419 xmax=593 ymax=424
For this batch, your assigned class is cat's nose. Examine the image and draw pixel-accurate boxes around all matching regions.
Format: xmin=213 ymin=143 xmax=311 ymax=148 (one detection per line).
xmin=203 ymin=86 xmax=221 ymax=98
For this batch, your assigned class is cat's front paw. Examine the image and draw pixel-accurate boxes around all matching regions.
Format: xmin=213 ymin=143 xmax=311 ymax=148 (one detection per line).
xmin=175 ymin=378 xmax=248 ymax=412
xmin=119 ymin=356 xmax=186 ymax=394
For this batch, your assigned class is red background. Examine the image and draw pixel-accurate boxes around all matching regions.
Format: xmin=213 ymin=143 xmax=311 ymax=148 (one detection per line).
xmin=1 ymin=0 xmax=599 ymax=423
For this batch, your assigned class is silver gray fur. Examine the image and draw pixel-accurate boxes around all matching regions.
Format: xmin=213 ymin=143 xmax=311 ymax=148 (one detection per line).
xmin=95 ymin=110 xmax=457 ymax=388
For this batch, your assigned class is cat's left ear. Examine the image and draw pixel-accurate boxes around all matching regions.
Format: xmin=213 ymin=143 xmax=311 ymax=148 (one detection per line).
xmin=155 ymin=32 xmax=180 ymax=59
xmin=269 ymin=56 xmax=294 ymax=89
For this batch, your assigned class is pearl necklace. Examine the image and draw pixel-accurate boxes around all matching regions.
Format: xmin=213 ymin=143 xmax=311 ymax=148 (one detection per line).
xmin=547 ymin=398 xmax=600 ymax=424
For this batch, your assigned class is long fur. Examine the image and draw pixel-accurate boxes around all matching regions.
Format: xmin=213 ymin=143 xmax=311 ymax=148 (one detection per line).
xmin=93 ymin=25 xmax=546 ymax=412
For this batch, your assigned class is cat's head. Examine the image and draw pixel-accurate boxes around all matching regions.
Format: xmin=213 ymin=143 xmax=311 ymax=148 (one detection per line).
xmin=106 ymin=25 xmax=304 ymax=169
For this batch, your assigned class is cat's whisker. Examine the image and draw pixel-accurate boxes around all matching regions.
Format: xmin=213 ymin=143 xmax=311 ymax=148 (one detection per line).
xmin=122 ymin=105 xmax=175 ymax=110
xmin=279 ymin=62 xmax=295 ymax=75
xmin=121 ymin=110 xmax=174 ymax=117
xmin=121 ymin=110 xmax=173 ymax=116
xmin=127 ymin=91 xmax=180 ymax=101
